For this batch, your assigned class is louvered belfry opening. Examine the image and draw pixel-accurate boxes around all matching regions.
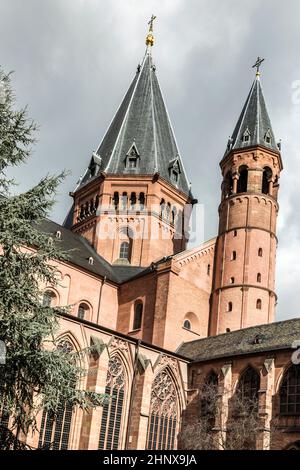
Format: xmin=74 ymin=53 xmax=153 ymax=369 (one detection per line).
xmin=98 ymin=355 xmax=127 ymax=450
xmin=146 ymin=369 xmax=179 ymax=450
xmin=38 ymin=339 xmax=75 ymax=450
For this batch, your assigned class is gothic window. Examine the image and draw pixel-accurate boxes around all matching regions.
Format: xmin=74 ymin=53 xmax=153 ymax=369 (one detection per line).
xmin=146 ymin=370 xmax=179 ymax=450
xmin=133 ymin=302 xmax=143 ymax=330
xmin=258 ymin=248 xmax=263 ymax=257
xmin=257 ymin=273 xmax=262 ymax=283
xmin=183 ymin=319 xmax=191 ymax=330
xmin=38 ymin=340 xmax=75 ymax=449
xmin=169 ymin=158 xmax=181 ymax=184
xmin=77 ymin=303 xmax=89 ymax=320
xmin=237 ymin=165 xmax=248 ymax=193
xmin=227 ymin=302 xmax=233 ymax=312
xmin=98 ymin=356 xmax=127 ymax=450
xmin=256 ymin=299 xmax=262 ymax=310
xmin=235 ymin=367 xmax=259 ymax=410
xmin=280 ymin=365 xmax=300 ymax=415
xmin=125 ymin=143 xmax=140 ymax=169
xmin=42 ymin=290 xmax=56 ymax=307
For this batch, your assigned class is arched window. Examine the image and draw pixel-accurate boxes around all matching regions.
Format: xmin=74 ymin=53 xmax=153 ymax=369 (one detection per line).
xmin=42 ymin=290 xmax=56 ymax=307
xmin=223 ymin=172 xmax=233 ymax=199
xmin=130 ymin=192 xmax=136 ymax=209
xmin=113 ymin=192 xmax=119 ymax=210
xmin=98 ymin=356 xmax=127 ymax=450
xmin=119 ymin=242 xmax=130 ymax=260
xmin=183 ymin=319 xmax=191 ymax=330
xmin=133 ymin=302 xmax=143 ymax=330
xmin=146 ymin=369 xmax=179 ymax=450
xmin=200 ymin=371 xmax=218 ymax=417
xmin=207 ymin=264 xmax=211 ymax=276
xmin=166 ymin=203 xmax=171 ymax=221
xmin=280 ymin=365 xmax=300 ymax=415
xmin=256 ymin=299 xmax=262 ymax=310
xmin=230 ymin=277 xmax=235 ymax=284
xmin=231 ymin=251 xmax=237 ymax=261
xmin=257 ymin=273 xmax=262 ymax=283
xmin=258 ymin=248 xmax=263 ymax=257
xmin=262 ymin=167 xmax=272 ymax=195
xmin=160 ymin=199 xmax=165 ymax=218
xmin=38 ymin=339 xmax=75 ymax=449
xmin=171 ymin=207 xmax=177 ymax=225
xmin=236 ymin=367 xmax=260 ymax=409
xmin=77 ymin=303 xmax=89 ymax=320
xmin=139 ymin=192 xmax=145 ymax=210
xmin=227 ymin=302 xmax=233 ymax=312
xmin=237 ymin=166 xmax=248 ymax=193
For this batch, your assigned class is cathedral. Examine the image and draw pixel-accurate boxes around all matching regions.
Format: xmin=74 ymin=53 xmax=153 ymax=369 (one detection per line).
xmin=25 ymin=22 xmax=300 ymax=451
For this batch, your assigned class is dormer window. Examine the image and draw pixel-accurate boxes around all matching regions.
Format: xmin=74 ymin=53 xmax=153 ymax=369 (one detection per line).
xmin=168 ymin=156 xmax=181 ymax=184
xmin=125 ymin=142 xmax=140 ymax=169
xmin=88 ymin=152 xmax=102 ymax=178
xmin=242 ymin=128 xmax=251 ymax=143
xmin=264 ymin=129 xmax=272 ymax=145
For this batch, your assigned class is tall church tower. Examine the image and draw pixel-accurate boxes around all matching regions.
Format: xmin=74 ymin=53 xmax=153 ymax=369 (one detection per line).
xmin=65 ymin=20 xmax=194 ymax=267
xmin=209 ymin=60 xmax=283 ymax=335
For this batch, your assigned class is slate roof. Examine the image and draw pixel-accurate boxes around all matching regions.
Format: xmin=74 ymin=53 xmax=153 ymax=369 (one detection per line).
xmin=35 ymin=218 xmax=144 ymax=284
xmin=224 ymin=75 xmax=279 ymax=156
xmin=178 ymin=319 xmax=300 ymax=362
xmin=78 ymin=50 xmax=191 ymax=196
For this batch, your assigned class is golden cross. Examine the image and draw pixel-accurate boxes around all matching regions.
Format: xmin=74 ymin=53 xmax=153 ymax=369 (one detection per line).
xmin=148 ymin=14 xmax=156 ymax=32
xmin=252 ymin=56 xmax=265 ymax=74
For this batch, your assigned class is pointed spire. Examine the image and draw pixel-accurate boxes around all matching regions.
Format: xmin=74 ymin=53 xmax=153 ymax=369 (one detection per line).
xmin=77 ymin=38 xmax=190 ymax=196
xmin=146 ymin=14 xmax=156 ymax=48
xmin=225 ymin=59 xmax=279 ymax=156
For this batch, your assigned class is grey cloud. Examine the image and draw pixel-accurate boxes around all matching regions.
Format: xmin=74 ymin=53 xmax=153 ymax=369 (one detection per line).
xmin=1 ymin=0 xmax=300 ymax=321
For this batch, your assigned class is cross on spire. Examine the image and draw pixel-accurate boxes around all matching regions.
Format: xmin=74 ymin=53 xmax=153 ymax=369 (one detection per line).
xmin=252 ymin=56 xmax=265 ymax=76
xmin=148 ymin=14 xmax=156 ymax=32
xmin=146 ymin=15 xmax=157 ymax=47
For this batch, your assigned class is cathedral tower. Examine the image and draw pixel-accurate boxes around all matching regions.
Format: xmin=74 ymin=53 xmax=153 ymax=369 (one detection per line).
xmin=209 ymin=61 xmax=283 ymax=335
xmin=64 ymin=21 xmax=194 ymax=267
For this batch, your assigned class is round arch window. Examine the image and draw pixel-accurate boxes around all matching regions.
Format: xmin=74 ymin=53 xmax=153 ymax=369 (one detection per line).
xmin=183 ymin=319 xmax=191 ymax=330
xmin=77 ymin=303 xmax=90 ymax=320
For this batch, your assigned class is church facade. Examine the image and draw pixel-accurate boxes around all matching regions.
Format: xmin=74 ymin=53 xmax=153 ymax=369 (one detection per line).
xmin=24 ymin=27 xmax=300 ymax=450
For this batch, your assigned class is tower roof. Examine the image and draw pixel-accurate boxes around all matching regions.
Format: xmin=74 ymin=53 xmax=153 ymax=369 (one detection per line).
xmin=225 ymin=74 xmax=279 ymax=156
xmin=78 ymin=49 xmax=191 ymax=196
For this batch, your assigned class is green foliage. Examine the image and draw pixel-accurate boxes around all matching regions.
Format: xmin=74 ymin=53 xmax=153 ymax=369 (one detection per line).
xmin=0 ymin=68 xmax=107 ymax=449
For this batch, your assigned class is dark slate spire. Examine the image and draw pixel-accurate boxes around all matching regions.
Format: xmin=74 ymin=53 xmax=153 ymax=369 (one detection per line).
xmin=78 ymin=48 xmax=190 ymax=195
xmin=225 ymin=74 xmax=279 ymax=156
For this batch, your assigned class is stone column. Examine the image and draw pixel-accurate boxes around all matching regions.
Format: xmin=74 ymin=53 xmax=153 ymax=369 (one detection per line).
xmin=215 ymin=362 xmax=232 ymax=449
xmin=79 ymin=347 xmax=109 ymax=449
xmin=256 ymin=358 xmax=275 ymax=450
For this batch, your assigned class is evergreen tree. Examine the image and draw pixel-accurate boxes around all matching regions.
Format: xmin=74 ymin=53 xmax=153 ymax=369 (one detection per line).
xmin=0 ymin=68 xmax=105 ymax=450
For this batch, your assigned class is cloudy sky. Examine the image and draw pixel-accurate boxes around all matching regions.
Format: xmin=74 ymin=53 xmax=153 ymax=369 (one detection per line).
xmin=0 ymin=0 xmax=299 ymax=321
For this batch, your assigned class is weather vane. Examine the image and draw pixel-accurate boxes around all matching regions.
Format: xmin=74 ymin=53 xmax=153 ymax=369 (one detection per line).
xmin=252 ymin=56 xmax=265 ymax=76
xmin=146 ymin=14 xmax=157 ymax=47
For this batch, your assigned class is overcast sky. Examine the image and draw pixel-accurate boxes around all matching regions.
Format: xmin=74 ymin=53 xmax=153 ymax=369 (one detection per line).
xmin=1 ymin=0 xmax=300 ymax=321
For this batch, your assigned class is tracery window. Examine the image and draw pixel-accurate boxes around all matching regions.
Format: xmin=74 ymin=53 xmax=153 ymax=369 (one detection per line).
xmin=235 ymin=367 xmax=260 ymax=411
xmin=38 ymin=339 xmax=75 ymax=449
xmin=146 ymin=369 xmax=179 ymax=450
xmin=280 ymin=365 xmax=300 ymax=415
xmin=98 ymin=355 xmax=127 ymax=450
